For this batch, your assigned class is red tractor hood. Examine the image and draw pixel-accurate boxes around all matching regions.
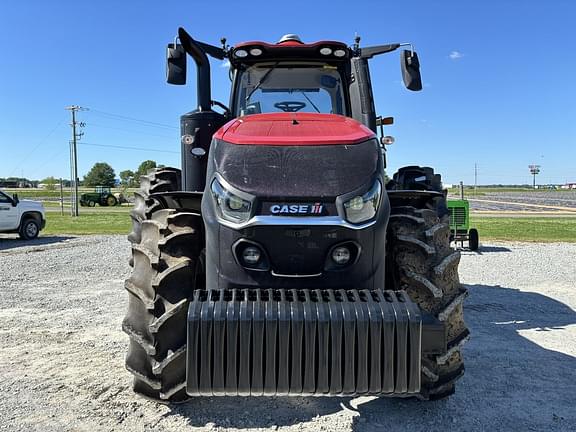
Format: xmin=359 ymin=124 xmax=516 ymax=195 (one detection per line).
xmin=213 ymin=113 xmax=375 ymax=145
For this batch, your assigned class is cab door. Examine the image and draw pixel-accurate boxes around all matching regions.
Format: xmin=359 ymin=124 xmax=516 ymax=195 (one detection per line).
xmin=0 ymin=191 xmax=19 ymax=230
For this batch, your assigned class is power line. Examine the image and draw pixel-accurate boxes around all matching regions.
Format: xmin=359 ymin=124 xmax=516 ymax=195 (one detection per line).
xmin=79 ymin=142 xmax=179 ymax=154
xmin=30 ymin=147 xmax=69 ymax=177
xmin=86 ymin=122 xmax=177 ymax=139
xmin=87 ymin=108 xmax=178 ymax=130
xmin=8 ymin=119 xmax=65 ymax=177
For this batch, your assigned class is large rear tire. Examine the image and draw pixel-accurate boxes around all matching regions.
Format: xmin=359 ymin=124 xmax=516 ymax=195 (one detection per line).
xmin=106 ymin=194 xmax=118 ymax=207
xmin=387 ymin=168 xmax=469 ymax=400
xmin=123 ymin=207 xmax=203 ymax=402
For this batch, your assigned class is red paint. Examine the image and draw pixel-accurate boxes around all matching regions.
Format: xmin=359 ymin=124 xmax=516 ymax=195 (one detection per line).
xmin=213 ymin=113 xmax=375 ymax=146
xmin=234 ymin=40 xmax=347 ymax=50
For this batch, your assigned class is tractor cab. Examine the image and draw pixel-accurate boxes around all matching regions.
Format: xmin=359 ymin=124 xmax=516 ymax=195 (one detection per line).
xmin=228 ymin=36 xmax=350 ymax=116
xmin=95 ymin=186 xmax=111 ymax=195
xmin=166 ymin=28 xmax=423 ymax=192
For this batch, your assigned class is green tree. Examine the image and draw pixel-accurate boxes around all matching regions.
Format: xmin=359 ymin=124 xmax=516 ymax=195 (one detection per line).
xmin=119 ymin=170 xmax=135 ymax=187
xmin=40 ymin=176 xmax=58 ymax=191
xmin=84 ymin=162 xmax=116 ymax=187
xmin=136 ymin=160 xmax=157 ymax=177
xmin=135 ymin=160 xmax=157 ymax=184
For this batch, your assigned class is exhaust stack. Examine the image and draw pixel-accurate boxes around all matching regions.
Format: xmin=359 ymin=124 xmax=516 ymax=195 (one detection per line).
xmin=177 ymin=27 xmax=212 ymax=112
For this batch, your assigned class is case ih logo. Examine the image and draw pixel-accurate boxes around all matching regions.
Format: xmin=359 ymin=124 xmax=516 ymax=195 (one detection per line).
xmin=270 ymin=203 xmax=324 ymax=215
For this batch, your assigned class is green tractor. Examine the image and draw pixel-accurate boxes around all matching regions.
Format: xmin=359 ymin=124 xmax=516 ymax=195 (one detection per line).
xmin=447 ymin=199 xmax=479 ymax=250
xmin=80 ymin=186 xmax=119 ymax=207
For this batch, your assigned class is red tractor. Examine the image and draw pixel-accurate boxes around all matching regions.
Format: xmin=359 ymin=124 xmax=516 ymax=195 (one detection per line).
xmin=123 ymin=28 xmax=468 ymax=403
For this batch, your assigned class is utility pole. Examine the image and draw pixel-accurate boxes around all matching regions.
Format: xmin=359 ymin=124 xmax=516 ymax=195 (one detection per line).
xmin=60 ymin=178 xmax=64 ymax=216
xmin=474 ymin=163 xmax=478 ymax=196
xmin=65 ymin=106 xmax=86 ymax=216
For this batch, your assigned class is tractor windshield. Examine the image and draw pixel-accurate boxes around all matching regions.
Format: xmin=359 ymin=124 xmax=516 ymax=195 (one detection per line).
xmin=235 ymin=63 xmax=346 ymax=116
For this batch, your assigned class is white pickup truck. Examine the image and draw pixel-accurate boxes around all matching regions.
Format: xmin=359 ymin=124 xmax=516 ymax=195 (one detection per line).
xmin=0 ymin=189 xmax=46 ymax=239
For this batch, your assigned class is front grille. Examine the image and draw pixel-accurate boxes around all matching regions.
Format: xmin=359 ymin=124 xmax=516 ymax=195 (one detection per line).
xmin=450 ymin=207 xmax=467 ymax=227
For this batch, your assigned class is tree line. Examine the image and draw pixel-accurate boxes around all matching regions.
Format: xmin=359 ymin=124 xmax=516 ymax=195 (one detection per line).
xmin=83 ymin=160 xmax=164 ymax=187
xmin=2 ymin=161 xmax=164 ymax=190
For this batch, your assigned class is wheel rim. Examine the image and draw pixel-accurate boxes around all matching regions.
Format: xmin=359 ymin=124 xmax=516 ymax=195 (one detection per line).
xmin=26 ymin=222 xmax=38 ymax=238
xmin=107 ymin=196 xmax=116 ymax=206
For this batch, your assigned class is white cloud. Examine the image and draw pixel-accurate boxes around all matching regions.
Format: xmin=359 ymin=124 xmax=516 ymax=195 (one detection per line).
xmin=449 ymin=51 xmax=463 ymax=60
xmin=220 ymin=59 xmax=231 ymax=68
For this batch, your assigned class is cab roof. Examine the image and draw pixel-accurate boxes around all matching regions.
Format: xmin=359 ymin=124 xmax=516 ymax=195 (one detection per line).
xmin=230 ymin=36 xmax=350 ymax=66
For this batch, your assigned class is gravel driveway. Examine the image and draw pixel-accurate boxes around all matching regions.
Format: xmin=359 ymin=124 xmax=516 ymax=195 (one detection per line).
xmin=0 ymin=235 xmax=575 ymax=431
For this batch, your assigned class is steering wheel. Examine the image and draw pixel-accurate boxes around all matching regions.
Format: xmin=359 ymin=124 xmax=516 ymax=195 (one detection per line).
xmin=274 ymin=101 xmax=306 ymax=112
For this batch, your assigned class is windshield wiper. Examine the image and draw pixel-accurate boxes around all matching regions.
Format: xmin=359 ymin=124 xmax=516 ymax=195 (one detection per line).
xmin=245 ymin=63 xmax=279 ymax=102
xmin=300 ymin=91 xmax=321 ymax=113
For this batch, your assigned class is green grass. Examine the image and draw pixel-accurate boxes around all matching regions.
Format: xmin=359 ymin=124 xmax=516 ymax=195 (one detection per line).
xmin=4 ymin=189 xmax=70 ymax=199
xmin=471 ymin=217 xmax=576 ymax=242
xmin=44 ymin=209 xmax=131 ymax=235
xmin=43 ymin=201 xmax=131 ymax=208
xmin=4 ymin=188 xmax=138 ymax=200
xmin=41 ymin=208 xmax=576 ymax=243
xmin=447 ymin=187 xmax=574 ymax=196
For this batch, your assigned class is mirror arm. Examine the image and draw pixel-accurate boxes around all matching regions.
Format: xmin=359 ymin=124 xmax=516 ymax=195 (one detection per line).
xmin=195 ymin=40 xmax=226 ymax=60
xmin=360 ymin=42 xmax=415 ymax=59
xmin=359 ymin=43 xmax=401 ymax=59
xmin=398 ymin=42 xmax=415 ymax=55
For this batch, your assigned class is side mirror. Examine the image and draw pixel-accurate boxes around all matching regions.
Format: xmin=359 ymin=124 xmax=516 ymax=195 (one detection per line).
xmin=166 ymin=43 xmax=187 ymax=85
xmin=401 ymin=50 xmax=422 ymax=91
xmin=12 ymin=193 xmax=19 ymax=206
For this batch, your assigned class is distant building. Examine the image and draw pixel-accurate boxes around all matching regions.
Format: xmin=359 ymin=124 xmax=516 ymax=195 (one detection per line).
xmin=560 ymin=183 xmax=576 ymax=190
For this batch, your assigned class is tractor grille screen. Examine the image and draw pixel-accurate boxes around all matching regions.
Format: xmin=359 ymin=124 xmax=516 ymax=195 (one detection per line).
xmin=212 ymin=139 xmax=379 ymax=198
xmin=450 ymin=207 xmax=467 ymax=227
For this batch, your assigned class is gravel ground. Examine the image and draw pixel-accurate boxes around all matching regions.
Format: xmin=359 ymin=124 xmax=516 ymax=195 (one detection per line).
xmin=0 ymin=234 xmax=575 ymax=432
xmin=456 ymin=191 xmax=576 ymax=212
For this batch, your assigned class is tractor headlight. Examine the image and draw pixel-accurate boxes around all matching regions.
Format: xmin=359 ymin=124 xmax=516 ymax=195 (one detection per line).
xmin=211 ymin=179 xmax=252 ymax=224
xmin=343 ymin=180 xmax=382 ymax=224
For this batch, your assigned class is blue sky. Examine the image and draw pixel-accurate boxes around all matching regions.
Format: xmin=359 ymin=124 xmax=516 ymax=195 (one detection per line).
xmin=1 ymin=0 xmax=574 ymax=185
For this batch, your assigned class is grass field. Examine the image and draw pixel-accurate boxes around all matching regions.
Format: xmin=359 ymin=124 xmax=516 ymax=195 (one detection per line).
xmin=446 ymin=187 xmax=574 ymax=197
xmin=38 ymin=208 xmax=576 ymax=243
xmin=471 ymin=216 xmax=576 ymax=242
xmin=43 ymin=209 xmax=131 ymax=235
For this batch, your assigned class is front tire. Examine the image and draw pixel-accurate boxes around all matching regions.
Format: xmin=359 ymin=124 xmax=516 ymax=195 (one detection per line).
xmin=387 ymin=166 xmax=469 ymax=400
xmin=128 ymin=168 xmax=182 ymax=245
xmin=127 ymin=168 xmax=181 ymax=268
xmin=19 ymin=218 xmax=40 ymax=240
xmin=123 ymin=207 xmax=203 ymax=402
xmin=468 ymin=228 xmax=479 ymax=251
xmin=387 ymin=203 xmax=469 ymax=400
